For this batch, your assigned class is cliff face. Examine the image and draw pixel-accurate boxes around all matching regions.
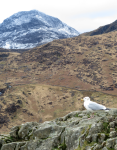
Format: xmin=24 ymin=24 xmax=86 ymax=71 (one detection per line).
xmin=1 ymin=109 xmax=117 ymax=150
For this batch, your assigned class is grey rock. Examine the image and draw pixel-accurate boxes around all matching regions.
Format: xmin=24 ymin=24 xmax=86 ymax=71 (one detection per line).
xmin=109 ymin=131 xmax=117 ymax=138
xmin=1 ymin=142 xmax=17 ymax=150
xmin=62 ymin=111 xmax=81 ymax=121
xmin=78 ymin=117 xmax=101 ymax=127
xmin=98 ymin=133 xmax=105 ymax=144
xmin=110 ymin=128 xmax=115 ymax=131
xmin=15 ymin=142 xmax=26 ymax=150
xmin=102 ymin=141 xmax=106 ymax=147
xmin=115 ymin=144 xmax=117 ymax=150
xmin=86 ymin=135 xmax=92 ymax=143
xmin=56 ymin=117 xmax=63 ymax=121
xmin=35 ymin=136 xmax=60 ymax=150
xmin=109 ymin=121 xmax=115 ymax=128
xmin=19 ymin=136 xmax=60 ymax=150
xmin=68 ymin=118 xmax=81 ymax=127
xmin=109 ymin=108 xmax=117 ymax=116
xmin=88 ymin=122 xmax=103 ymax=135
xmin=0 ymin=136 xmax=6 ymax=147
xmin=85 ymin=146 xmax=92 ymax=150
xmin=106 ymin=137 xmax=117 ymax=148
xmin=18 ymin=122 xmax=38 ymax=139
xmin=93 ymin=144 xmax=103 ymax=150
xmin=33 ymin=123 xmax=65 ymax=140
xmin=78 ymin=114 xmax=84 ymax=117
xmin=20 ymin=142 xmax=28 ymax=150
xmin=60 ymin=126 xmax=87 ymax=150
xmin=92 ymin=134 xmax=98 ymax=142
xmin=82 ymin=116 xmax=88 ymax=119
xmin=102 ymin=147 xmax=108 ymax=150
xmin=10 ymin=126 xmax=19 ymax=138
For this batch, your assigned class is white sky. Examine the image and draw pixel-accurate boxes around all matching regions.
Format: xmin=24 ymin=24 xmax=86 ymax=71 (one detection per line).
xmin=1 ymin=0 xmax=117 ymax=33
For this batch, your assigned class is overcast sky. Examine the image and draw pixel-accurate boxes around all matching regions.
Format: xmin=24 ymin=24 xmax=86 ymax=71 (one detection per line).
xmin=0 ymin=0 xmax=117 ymax=33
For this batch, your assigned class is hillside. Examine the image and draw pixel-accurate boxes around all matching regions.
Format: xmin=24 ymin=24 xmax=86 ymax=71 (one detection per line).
xmin=6 ymin=30 xmax=117 ymax=94
xmin=83 ymin=20 xmax=117 ymax=36
xmin=0 ymin=31 xmax=117 ymax=133
xmin=0 ymin=83 xmax=117 ymax=134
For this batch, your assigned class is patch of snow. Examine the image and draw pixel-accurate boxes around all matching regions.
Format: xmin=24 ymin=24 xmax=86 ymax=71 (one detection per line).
xmin=39 ymin=38 xmax=57 ymax=45
xmin=3 ymin=42 xmax=11 ymax=49
xmin=13 ymin=16 xmax=31 ymax=26
xmin=0 ymin=32 xmax=11 ymax=38
xmin=29 ymin=27 xmax=48 ymax=33
xmin=58 ymin=25 xmax=78 ymax=36
xmin=11 ymin=42 xmax=38 ymax=49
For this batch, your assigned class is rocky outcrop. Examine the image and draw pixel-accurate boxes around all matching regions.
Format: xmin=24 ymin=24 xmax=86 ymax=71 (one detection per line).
xmin=1 ymin=109 xmax=117 ymax=149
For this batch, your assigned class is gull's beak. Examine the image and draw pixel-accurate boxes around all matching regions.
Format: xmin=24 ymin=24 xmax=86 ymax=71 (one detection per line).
xmin=81 ymin=99 xmax=84 ymax=101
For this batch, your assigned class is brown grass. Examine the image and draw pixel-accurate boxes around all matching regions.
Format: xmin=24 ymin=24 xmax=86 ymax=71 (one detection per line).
xmin=0 ymin=31 xmax=117 ymax=133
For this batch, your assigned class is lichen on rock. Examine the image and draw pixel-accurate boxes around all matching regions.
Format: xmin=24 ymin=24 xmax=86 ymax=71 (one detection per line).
xmin=1 ymin=109 xmax=117 ymax=149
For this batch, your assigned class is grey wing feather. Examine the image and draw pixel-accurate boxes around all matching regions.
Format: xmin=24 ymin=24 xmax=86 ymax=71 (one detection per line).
xmin=88 ymin=101 xmax=106 ymax=110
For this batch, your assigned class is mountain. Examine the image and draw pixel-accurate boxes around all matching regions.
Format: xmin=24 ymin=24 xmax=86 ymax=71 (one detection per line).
xmin=0 ymin=10 xmax=79 ymax=49
xmin=83 ymin=20 xmax=117 ymax=36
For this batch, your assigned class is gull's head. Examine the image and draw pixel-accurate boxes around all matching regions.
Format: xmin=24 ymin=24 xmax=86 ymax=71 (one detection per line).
xmin=81 ymin=97 xmax=90 ymax=102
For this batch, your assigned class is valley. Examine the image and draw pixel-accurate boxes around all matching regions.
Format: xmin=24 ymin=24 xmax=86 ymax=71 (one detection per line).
xmin=0 ymin=31 xmax=117 ymax=133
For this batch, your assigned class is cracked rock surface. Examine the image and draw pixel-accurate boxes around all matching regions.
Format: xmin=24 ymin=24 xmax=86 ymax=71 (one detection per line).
xmin=1 ymin=109 xmax=117 ymax=149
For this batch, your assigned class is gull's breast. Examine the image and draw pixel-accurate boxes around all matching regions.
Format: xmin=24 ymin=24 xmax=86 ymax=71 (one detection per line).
xmin=84 ymin=101 xmax=93 ymax=111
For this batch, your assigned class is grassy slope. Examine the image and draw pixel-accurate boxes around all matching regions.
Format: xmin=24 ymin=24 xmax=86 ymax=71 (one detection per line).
xmin=0 ymin=31 xmax=117 ymax=133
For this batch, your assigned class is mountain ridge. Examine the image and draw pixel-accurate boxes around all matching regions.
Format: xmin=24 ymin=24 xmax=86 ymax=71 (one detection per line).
xmin=82 ymin=19 xmax=117 ymax=36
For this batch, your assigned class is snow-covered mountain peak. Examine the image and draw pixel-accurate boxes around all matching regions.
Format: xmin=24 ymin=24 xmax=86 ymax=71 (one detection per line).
xmin=2 ymin=10 xmax=44 ymax=26
xmin=0 ymin=10 xmax=79 ymax=49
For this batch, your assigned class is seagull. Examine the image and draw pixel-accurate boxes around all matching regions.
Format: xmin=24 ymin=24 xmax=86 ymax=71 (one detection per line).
xmin=81 ymin=97 xmax=110 ymax=118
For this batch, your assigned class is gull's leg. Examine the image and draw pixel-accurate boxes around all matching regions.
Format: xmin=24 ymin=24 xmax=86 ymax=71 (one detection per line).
xmin=88 ymin=112 xmax=94 ymax=119
xmin=91 ymin=112 xmax=94 ymax=118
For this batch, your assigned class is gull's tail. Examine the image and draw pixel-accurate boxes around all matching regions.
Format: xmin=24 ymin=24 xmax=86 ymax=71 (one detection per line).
xmin=105 ymin=108 xmax=110 ymax=111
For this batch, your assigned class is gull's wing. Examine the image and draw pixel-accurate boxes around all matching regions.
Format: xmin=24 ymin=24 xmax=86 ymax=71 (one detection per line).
xmin=88 ymin=101 xmax=106 ymax=111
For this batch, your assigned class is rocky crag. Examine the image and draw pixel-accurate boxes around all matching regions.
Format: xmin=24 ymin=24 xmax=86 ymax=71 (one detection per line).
xmin=1 ymin=109 xmax=117 ymax=149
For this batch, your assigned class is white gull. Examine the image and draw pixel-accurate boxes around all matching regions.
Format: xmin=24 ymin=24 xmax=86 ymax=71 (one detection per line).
xmin=81 ymin=97 xmax=110 ymax=118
